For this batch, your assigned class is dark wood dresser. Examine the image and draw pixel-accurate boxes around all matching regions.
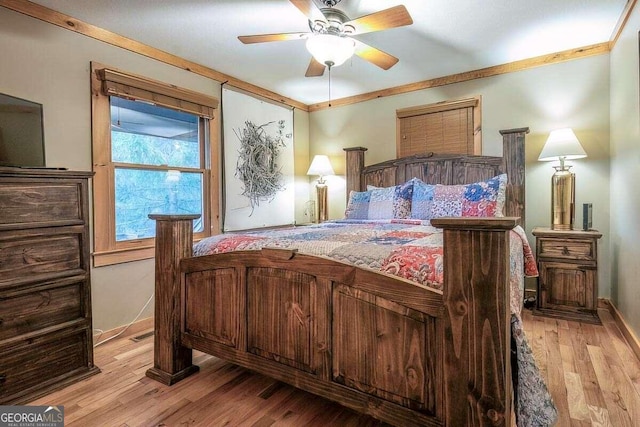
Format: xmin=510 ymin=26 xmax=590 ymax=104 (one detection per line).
xmin=0 ymin=167 xmax=99 ymax=404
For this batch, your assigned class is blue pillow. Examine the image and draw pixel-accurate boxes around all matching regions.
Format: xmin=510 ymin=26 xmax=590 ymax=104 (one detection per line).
xmin=410 ymin=179 xmax=436 ymax=219
xmin=344 ymin=180 xmax=414 ymax=220
xmin=344 ymin=190 xmax=371 ymax=219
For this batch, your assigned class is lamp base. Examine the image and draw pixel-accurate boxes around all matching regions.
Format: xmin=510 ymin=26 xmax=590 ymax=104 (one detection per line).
xmin=316 ymin=184 xmax=328 ymax=223
xmin=550 ymin=166 xmax=575 ymax=230
xmin=551 ymin=224 xmax=573 ymax=231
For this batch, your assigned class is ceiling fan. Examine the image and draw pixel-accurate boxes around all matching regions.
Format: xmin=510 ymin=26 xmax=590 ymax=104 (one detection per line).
xmin=238 ymin=0 xmax=413 ymax=77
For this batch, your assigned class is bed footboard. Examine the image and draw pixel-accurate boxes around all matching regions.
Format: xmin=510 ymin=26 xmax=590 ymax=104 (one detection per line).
xmin=147 ymin=215 xmax=516 ymax=427
xmin=431 ymin=217 xmax=516 ymax=426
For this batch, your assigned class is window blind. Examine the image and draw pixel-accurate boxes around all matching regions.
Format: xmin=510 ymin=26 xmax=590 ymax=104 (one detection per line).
xmin=96 ymin=68 xmax=218 ymax=118
xmin=396 ymin=97 xmax=480 ymax=157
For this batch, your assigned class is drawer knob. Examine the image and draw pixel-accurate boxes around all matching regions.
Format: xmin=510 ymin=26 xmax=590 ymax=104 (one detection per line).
xmin=0 ymin=374 xmax=5 ymax=384
xmin=562 ymin=246 xmax=570 ymax=255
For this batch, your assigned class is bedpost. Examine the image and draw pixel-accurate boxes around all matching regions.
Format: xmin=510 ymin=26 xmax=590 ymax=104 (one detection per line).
xmin=344 ymin=147 xmax=368 ymax=201
xmin=146 ymin=214 xmax=201 ymax=385
xmin=430 ymin=217 xmax=516 ymax=427
xmin=499 ymin=127 xmax=529 ymax=227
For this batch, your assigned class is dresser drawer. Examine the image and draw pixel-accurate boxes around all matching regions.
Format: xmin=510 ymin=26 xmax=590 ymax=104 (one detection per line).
xmin=0 ymin=279 xmax=86 ymax=341
xmin=0 ymin=181 xmax=85 ymax=227
xmin=538 ymin=238 xmax=596 ymax=261
xmin=0 ymin=228 xmax=85 ymax=286
xmin=0 ymin=330 xmax=89 ymax=402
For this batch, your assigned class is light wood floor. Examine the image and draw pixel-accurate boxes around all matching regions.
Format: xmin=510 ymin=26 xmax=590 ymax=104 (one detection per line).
xmin=31 ymin=308 xmax=640 ymax=426
xmin=521 ymin=309 xmax=640 ymax=427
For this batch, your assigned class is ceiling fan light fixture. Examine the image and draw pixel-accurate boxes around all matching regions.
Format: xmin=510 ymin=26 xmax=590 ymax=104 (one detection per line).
xmin=306 ymin=34 xmax=355 ymax=67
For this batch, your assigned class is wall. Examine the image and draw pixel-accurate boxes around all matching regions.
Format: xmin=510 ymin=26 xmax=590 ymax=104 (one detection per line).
xmin=1 ymin=5 xmax=626 ymax=334
xmin=309 ymin=55 xmax=612 ymax=300
xmin=610 ymin=7 xmax=640 ymax=338
xmin=0 ymin=7 xmax=310 ymax=332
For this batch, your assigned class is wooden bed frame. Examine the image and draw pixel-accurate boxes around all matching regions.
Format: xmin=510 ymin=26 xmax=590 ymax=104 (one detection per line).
xmin=146 ymin=128 xmax=529 ymax=426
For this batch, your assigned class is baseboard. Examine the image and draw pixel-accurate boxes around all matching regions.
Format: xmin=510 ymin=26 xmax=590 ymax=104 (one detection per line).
xmin=600 ymin=298 xmax=640 ymax=362
xmin=94 ymin=317 xmax=154 ymax=343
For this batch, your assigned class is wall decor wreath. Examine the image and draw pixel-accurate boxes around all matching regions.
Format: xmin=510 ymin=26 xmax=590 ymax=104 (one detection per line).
xmin=234 ymin=120 xmax=286 ymax=214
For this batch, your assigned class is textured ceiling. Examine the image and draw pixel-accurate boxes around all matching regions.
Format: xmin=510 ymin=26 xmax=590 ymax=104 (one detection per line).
xmin=28 ymin=0 xmax=628 ymax=105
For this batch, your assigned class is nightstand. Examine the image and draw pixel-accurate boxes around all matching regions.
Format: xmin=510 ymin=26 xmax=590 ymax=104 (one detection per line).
xmin=532 ymin=227 xmax=602 ymax=324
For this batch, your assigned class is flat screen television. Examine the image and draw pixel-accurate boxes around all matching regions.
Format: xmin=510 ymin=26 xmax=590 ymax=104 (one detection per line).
xmin=0 ymin=92 xmax=45 ymax=168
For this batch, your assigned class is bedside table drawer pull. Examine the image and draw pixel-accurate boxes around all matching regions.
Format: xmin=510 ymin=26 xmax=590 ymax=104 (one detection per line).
xmin=0 ymin=374 xmax=5 ymax=384
xmin=562 ymin=246 xmax=570 ymax=255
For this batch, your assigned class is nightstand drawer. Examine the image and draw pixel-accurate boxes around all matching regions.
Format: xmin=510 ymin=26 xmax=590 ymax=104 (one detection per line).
xmin=538 ymin=238 xmax=595 ymax=261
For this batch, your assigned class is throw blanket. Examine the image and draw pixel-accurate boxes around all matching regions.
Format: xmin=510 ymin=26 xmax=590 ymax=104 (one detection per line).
xmin=194 ymin=219 xmax=557 ymax=426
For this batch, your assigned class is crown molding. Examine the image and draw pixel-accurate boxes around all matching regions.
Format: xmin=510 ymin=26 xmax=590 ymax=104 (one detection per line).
xmin=2 ymin=0 xmax=633 ymax=113
xmin=0 ymin=0 xmax=309 ymax=111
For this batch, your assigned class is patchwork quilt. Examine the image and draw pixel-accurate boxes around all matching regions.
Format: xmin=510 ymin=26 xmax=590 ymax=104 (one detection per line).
xmin=193 ymin=219 xmax=557 ymax=426
xmin=195 ymin=219 xmax=536 ymax=314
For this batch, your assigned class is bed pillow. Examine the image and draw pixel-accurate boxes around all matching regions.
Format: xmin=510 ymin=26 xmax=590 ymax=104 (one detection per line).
xmin=344 ymin=190 xmax=371 ymax=219
xmin=344 ymin=180 xmax=414 ymax=220
xmin=410 ymin=179 xmax=437 ymax=219
xmin=368 ymin=181 xmax=414 ymax=219
xmin=411 ymin=174 xmax=507 ymax=219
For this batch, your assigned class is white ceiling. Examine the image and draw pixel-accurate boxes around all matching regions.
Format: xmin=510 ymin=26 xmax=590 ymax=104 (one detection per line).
xmin=29 ymin=0 xmax=628 ymax=106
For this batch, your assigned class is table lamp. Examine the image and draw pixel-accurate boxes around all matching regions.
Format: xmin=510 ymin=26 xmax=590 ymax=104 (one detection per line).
xmin=538 ymin=128 xmax=587 ymax=230
xmin=306 ymin=155 xmax=334 ymax=222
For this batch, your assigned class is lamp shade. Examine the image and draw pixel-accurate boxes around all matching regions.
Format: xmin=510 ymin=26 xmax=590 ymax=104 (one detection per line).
xmin=306 ymin=34 xmax=356 ymax=67
xmin=538 ymin=128 xmax=587 ymax=161
xmin=306 ymin=155 xmax=335 ymax=177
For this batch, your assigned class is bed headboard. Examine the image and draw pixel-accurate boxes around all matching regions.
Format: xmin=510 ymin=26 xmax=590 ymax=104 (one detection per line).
xmin=344 ymin=127 xmax=529 ymax=227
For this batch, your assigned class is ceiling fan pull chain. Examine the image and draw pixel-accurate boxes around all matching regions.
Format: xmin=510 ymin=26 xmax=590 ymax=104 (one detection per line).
xmin=328 ymin=63 xmax=332 ymax=107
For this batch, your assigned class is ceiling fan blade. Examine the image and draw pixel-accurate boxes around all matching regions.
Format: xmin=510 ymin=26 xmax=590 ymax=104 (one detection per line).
xmin=344 ymin=5 xmax=413 ymax=35
xmin=305 ymin=58 xmax=326 ymax=77
xmin=289 ymin=0 xmax=326 ymax=22
xmin=238 ymin=32 xmax=308 ymax=44
xmin=353 ymin=39 xmax=399 ymax=70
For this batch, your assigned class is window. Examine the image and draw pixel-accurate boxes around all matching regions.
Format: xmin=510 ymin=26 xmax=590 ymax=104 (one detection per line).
xmin=91 ymin=63 xmax=219 ymax=266
xmin=396 ymin=96 xmax=481 ymax=157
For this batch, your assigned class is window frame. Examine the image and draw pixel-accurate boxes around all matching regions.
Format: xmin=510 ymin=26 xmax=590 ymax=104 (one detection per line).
xmin=90 ymin=62 xmax=220 ymax=267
